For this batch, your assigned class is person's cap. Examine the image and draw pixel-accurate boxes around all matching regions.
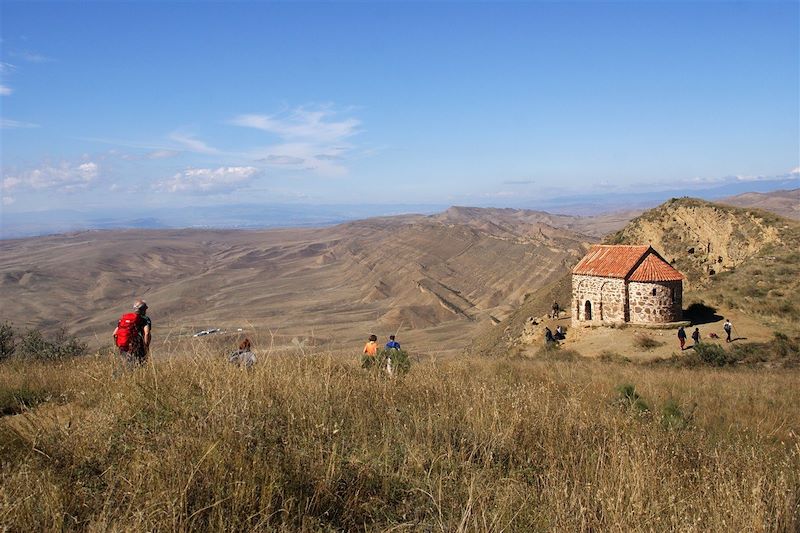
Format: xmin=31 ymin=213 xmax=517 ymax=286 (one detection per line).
xmin=133 ymin=299 xmax=148 ymax=311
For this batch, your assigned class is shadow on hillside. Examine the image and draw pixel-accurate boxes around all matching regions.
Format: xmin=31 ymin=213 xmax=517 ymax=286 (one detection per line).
xmin=684 ymin=303 xmax=723 ymax=325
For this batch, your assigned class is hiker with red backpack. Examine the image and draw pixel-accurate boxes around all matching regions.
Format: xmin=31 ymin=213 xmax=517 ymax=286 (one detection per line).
xmin=113 ymin=300 xmax=151 ymax=366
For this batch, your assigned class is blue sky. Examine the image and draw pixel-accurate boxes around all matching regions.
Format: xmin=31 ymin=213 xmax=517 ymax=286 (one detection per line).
xmin=1 ymin=1 xmax=798 ymax=213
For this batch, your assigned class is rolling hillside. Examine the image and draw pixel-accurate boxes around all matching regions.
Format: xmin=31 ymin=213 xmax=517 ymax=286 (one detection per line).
xmin=0 ymin=207 xmax=602 ymax=353
xmin=717 ymin=188 xmax=800 ymax=220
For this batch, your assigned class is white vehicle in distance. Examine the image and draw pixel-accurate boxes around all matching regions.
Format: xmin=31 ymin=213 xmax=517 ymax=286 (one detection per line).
xmin=193 ymin=328 xmax=221 ymax=337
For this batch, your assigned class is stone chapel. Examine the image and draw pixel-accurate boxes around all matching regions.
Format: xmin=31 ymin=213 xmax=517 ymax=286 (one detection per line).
xmin=571 ymin=245 xmax=684 ymax=326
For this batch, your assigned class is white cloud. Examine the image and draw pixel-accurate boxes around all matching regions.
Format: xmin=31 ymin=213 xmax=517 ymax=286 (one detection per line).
xmin=230 ymin=107 xmax=360 ymax=143
xmin=155 ymin=166 xmax=259 ymax=194
xmin=0 ymin=85 xmax=12 ymax=96
xmin=146 ymin=149 xmax=181 ymax=160
xmin=1 ymin=118 xmax=39 ymax=128
xmin=2 ymin=161 xmax=99 ymax=193
xmin=2 ymin=195 xmax=15 ymax=206
xmin=169 ymin=132 xmax=219 ymax=154
xmin=250 ymin=142 xmax=349 ymax=176
xmin=230 ymin=105 xmax=361 ymax=177
xmin=790 ymin=167 xmax=800 ymax=176
xmin=0 ymin=62 xmax=16 ymax=73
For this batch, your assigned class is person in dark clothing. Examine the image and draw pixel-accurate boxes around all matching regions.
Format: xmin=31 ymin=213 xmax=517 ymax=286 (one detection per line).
xmin=552 ymin=301 xmax=560 ymax=319
xmin=691 ymin=327 xmax=700 ymax=346
xmin=545 ymin=327 xmax=555 ymax=344
xmin=554 ymin=325 xmax=566 ymax=340
xmin=677 ymin=326 xmax=687 ymax=350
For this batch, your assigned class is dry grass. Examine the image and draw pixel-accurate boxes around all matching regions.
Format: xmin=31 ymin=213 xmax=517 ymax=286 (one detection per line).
xmin=1 ymin=344 xmax=799 ymax=531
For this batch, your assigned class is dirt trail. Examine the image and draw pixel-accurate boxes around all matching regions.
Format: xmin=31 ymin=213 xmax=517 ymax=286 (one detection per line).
xmin=525 ymin=308 xmax=772 ymax=361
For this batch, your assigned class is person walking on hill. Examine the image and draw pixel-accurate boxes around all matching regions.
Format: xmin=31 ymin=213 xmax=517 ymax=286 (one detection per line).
xmin=544 ymin=327 xmax=555 ymax=344
xmin=552 ymin=301 xmax=560 ymax=319
xmin=677 ymin=326 xmax=687 ymax=350
xmin=363 ymin=334 xmax=378 ymax=357
xmin=385 ymin=335 xmax=401 ymax=350
xmin=691 ymin=327 xmax=700 ymax=347
xmin=113 ymin=299 xmax=151 ymax=366
xmin=723 ymin=319 xmax=733 ymax=343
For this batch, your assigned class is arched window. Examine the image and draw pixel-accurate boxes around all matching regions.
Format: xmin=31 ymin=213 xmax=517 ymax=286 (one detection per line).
xmin=584 ymin=300 xmax=592 ymax=320
xmin=652 ymin=288 xmax=657 ymax=296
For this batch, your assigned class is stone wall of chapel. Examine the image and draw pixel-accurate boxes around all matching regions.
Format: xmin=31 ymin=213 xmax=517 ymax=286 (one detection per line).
xmin=628 ymin=280 xmax=682 ymax=324
xmin=572 ymin=275 xmax=627 ymax=326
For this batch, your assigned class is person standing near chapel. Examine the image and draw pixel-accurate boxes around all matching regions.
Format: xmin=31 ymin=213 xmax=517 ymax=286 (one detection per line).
xmin=677 ymin=325 xmax=687 ymax=350
xmin=691 ymin=327 xmax=700 ymax=347
xmin=723 ymin=319 xmax=733 ymax=343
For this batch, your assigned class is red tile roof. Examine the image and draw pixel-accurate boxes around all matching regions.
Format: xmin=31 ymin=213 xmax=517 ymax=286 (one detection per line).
xmin=628 ymin=253 xmax=684 ymax=282
xmin=573 ymin=244 xmax=683 ymax=282
xmin=572 ymin=245 xmax=650 ymax=278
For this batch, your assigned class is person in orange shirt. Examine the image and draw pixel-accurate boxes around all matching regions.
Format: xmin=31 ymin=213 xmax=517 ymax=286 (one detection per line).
xmin=363 ymin=334 xmax=378 ymax=356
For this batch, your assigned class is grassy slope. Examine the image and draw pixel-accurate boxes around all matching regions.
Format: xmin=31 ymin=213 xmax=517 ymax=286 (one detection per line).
xmin=1 ymin=349 xmax=799 ymax=531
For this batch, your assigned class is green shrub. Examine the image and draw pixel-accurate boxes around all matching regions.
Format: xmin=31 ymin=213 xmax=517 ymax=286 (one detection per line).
xmin=660 ymin=398 xmax=692 ymax=431
xmin=0 ymin=321 xmax=15 ymax=361
xmin=16 ymin=327 xmax=87 ymax=361
xmin=0 ymin=385 xmax=50 ymax=416
xmin=362 ymin=348 xmax=411 ymax=375
xmin=693 ymin=343 xmax=735 ymax=367
xmin=615 ymin=383 xmax=649 ymax=413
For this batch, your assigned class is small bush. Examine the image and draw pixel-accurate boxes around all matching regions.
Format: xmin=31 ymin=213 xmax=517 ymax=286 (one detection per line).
xmin=0 ymin=321 xmax=15 ymax=361
xmin=599 ymin=350 xmax=631 ymax=364
xmin=693 ymin=343 xmax=735 ymax=367
xmin=0 ymin=385 xmax=50 ymax=416
xmin=536 ymin=342 xmax=579 ymax=361
xmin=615 ymin=383 xmax=649 ymax=413
xmin=363 ymin=348 xmax=411 ymax=375
xmin=660 ymin=398 xmax=693 ymax=431
xmin=634 ymin=334 xmax=664 ymax=350
xmin=15 ymin=327 xmax=87 ymax=361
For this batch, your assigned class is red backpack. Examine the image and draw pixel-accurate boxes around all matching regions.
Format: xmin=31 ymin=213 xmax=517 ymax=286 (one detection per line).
xmin=116 ymin=312 xmax=142 ymax=350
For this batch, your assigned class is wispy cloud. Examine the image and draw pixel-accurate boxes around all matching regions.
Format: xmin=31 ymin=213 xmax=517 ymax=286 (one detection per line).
xmin=169 ymin=131 xmax=219 ymax=154
xmin=2 ymin=195 xmax=14 ymax=206
xmin=2 ymin=160 xmax=99 ymax=193
xmin=503 ymin=179 xmax=535 ymax=185
xmin=230 ymin=105 xmax=361 ymax=176
xmin=0 ymin=62 xmax=16 ymax=74
xmin=231 ymin=107 xmax=360 ymax=143
xmin=112 ymin=148 xmax=181 ymax=161
xmin=1 ymin=118 xmax=39 ymax=129
xmin=155 ymin=166 xmax=259 ymax=194
xmin=0 ymin=85 xmax=12 ymax=96
xmin=9 ymin=50 xmax=53 ymax=63
xmin=146 ymin=149 xmax=181 ymax=160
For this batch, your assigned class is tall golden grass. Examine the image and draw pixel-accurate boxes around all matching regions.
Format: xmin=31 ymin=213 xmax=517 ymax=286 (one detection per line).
xmin=1 ymin=342 xmax=798 ymax=531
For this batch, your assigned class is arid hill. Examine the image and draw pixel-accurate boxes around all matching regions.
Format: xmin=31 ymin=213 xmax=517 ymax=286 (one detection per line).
xmin=0 ymin=207 xmax=604 ymax=354
xmin=472 ymin=198 xmax=800 ymax=357
xmin=717 ymin=188 xmax=800 ymax=220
